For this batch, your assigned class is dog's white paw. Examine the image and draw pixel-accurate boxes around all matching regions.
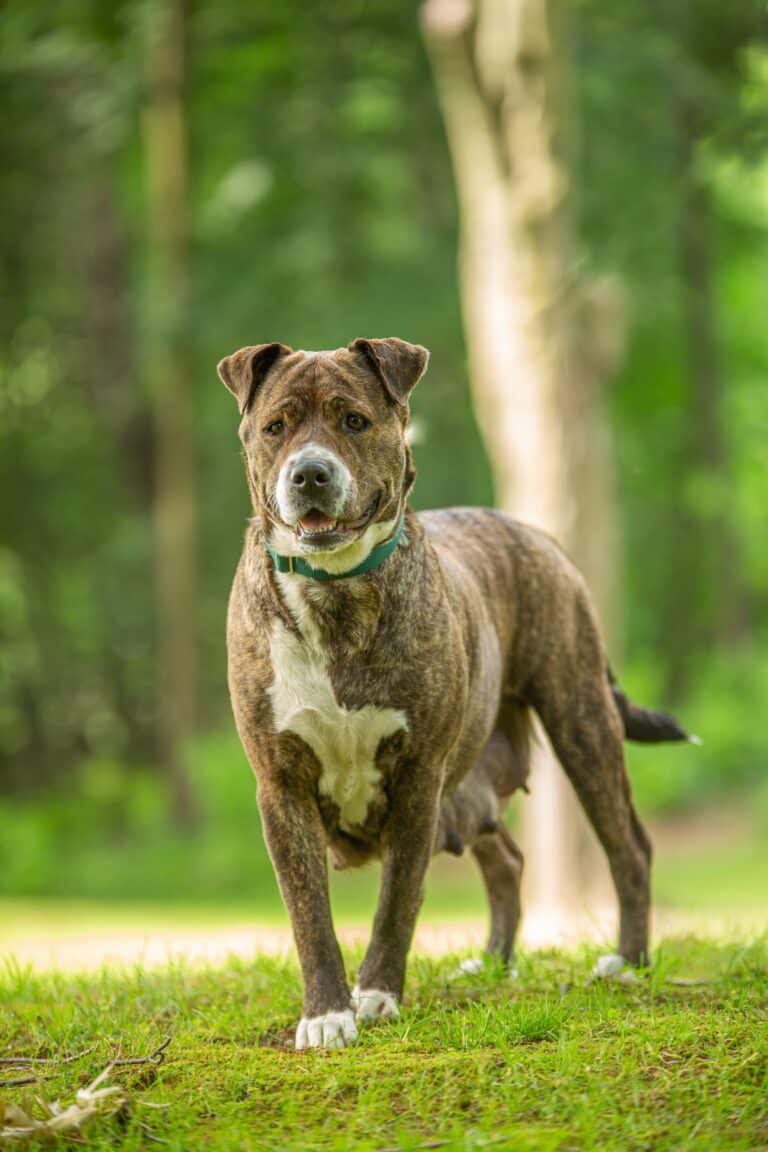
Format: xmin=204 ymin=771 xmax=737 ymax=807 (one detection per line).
xmin=351 ymin=985 xmax=400 ymax=1022
xmin=455 ymin=956 xmax=518 ymax=980
xmin=590 ymin=953 xmax=639 ymax=984
xmin=295 ymin=1007 xmax=358 ymax=1050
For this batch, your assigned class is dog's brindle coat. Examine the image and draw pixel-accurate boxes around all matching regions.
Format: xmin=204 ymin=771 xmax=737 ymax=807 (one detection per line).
xmin=219 ymin=338 xmax=681 ymax=1049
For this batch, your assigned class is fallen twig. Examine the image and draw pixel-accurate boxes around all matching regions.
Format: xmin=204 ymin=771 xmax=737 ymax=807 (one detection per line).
xmin=0 ymin=1037 xmax=170 ymax=1088
xmin=137 ymin=1120 xmax=169 ymax=1145
xmin=0 ymin=1047 xmax=99 ymax=1088
xmin=0 ymin=1038 xmax=172 ymax=1146
xmin=111 ymin=1037 xmax=171 ymax=1068
xmin=0 ymin=1048 xmax=95 ymax=1068
xmin=0 ymin=1064 xmax=125 ymax=1145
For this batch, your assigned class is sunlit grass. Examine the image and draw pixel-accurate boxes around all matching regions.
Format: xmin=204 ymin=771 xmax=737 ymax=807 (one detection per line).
xmin=1 ymin=939 xmax=766 ymax=1151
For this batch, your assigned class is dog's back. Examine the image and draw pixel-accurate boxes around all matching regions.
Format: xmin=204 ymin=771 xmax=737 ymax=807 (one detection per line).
xmin=418 ymin=506 xmax=596 ymax=696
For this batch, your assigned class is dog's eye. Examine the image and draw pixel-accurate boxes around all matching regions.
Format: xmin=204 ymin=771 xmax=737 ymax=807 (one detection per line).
xmin=344 ymin=412 xmax=370 ymax=432
xmin=263 ymin=419 xmax=285 ymax=437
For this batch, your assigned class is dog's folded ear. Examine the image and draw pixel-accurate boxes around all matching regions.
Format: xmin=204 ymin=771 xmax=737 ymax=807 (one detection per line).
xmin=217 ymin=343 xmax=292 ymax=414
xmin=348 ymin=337 xmax=430 ymax=405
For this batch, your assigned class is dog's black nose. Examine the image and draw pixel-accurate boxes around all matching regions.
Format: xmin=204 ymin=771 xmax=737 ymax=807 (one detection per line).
xmin=290 ymin=459 xmax=331 ymax=490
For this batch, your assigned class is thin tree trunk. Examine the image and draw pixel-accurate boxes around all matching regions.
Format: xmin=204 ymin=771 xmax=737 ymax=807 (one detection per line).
xmin=83 ymin=169 xmax=154 ymax=510
xmin=142 ymin=0 xmax=199 ymax=829
xmin=80 ymin=164 xmax=156 ymax=761
xmin=422 ymin=0 xmax=621 ymax=929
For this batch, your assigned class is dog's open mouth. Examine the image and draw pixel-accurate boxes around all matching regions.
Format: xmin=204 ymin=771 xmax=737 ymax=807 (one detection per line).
xmin=295 ymin=495 xmax=380 ymax=545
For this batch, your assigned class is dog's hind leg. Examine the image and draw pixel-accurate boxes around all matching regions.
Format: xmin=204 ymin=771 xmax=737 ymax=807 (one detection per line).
xmin=530 ymin=675 xmax=652 ymax=967
xmin=472 ymin=823 xmax=524 ymax=965
xmin=451 ymin=718 xmax=527 ymax=972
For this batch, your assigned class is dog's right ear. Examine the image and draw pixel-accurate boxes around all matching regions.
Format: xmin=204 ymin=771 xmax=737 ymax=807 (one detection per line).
xmin=217 ymin=343 xmax=291 ymax=414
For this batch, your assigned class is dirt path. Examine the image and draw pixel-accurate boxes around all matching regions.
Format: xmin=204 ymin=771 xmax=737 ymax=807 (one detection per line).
xmin=4 ymin=905 xmax=763 ymax=973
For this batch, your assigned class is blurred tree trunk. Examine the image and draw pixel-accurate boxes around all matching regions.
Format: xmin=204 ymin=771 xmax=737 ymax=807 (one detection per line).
xmin=422 ymin=0 xmax=623 ymax=929
xmin=81 ymin=164 xmax=155 ymax=761
xmin=664 ymin=83 xmax=750 ymax=702
xmin=142 ymin=0 xmax=199 ymax=829
xmin=83 ymin=170 xmax=153 ymax=510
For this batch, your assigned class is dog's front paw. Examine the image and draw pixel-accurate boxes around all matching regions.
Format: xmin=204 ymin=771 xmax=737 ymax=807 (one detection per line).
xmin=351 ymin=985 xmax=400 ymax=1022
xmin=295 ymin=1007 xmax=358 ymax=1050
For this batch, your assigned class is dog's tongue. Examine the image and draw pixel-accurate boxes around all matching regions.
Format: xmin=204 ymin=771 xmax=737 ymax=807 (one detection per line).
xmin=299 ymin=510 xmax=337 ymax=533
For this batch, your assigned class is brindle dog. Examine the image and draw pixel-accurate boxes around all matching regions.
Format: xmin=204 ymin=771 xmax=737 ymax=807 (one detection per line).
xmin=218 ymin=337 xmax=691 ymax=1049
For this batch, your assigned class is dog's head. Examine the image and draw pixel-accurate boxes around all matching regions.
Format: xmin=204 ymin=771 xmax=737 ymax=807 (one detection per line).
xmin=218 ymin=338 xmax=429 ymax=566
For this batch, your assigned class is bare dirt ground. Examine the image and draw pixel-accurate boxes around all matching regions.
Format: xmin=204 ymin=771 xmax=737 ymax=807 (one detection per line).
xmin=4 ymin=905 xmax=764 ymax=974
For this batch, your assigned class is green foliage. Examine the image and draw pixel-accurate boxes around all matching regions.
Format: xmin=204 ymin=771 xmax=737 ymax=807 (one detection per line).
xmin=1 ymin=940 xmax=766 ymax=1150
xmin=627 ymin=649 xmax=768 ymax=814
xmin=0 ymin=0 xmax=767 ymax=844
xmin=0 ymin=0 xmax=490 ymax=797
xmin=0 ymin=732 xmax=277 ymax=903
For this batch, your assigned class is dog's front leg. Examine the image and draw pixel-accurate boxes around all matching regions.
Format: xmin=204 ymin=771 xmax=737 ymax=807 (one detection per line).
xmin=258 ymin=783 xmax=355 ymax=1050
xmin=353 ymin=765 xmax=441 ymax=1023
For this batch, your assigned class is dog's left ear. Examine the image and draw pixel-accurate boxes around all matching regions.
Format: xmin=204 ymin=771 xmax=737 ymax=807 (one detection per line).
xmin=217 ymin=343 xmax=292 ymax=414
xmin=348 ymin=337 xmax=430 ymax=405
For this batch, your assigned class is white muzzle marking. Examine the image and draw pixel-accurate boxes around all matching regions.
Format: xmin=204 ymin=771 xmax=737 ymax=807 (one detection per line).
xmin=275 ymin=443 xmax=352 ymax=526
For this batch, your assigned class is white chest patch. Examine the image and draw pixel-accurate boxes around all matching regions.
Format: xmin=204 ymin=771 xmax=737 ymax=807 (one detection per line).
xmin=268 ymin=617 xmax=408 ymax=830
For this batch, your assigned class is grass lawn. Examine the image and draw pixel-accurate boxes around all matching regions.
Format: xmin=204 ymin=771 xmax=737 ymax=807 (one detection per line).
xmin=1 ymin=937 xmax=766 ymax=1151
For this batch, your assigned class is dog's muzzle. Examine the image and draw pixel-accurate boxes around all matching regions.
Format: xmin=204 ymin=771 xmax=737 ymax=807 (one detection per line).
xmin=276 ymin=445 xmax=354 ymax=539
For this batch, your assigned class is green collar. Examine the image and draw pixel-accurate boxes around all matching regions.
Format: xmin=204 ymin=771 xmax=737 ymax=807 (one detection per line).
xmin=266 ymin=516 xmax=405 ymax=582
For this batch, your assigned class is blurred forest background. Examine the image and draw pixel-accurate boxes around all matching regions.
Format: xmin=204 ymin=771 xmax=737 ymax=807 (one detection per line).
xmin=0 ymin=0 xmax=766 ymax=920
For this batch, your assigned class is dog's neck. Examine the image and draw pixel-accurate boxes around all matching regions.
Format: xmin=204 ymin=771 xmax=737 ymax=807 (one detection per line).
xmin=264 ymin=514 xmax=404 ymax=655
xmin=275 ymin=569 xmax=383 ymax=655
xmin=266 ymin=514 xmax=401 ymax=577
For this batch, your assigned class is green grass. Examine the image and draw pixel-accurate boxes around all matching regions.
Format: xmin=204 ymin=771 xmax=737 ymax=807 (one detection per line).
xmin=2 ymin=939 xmax=766 ymax=1151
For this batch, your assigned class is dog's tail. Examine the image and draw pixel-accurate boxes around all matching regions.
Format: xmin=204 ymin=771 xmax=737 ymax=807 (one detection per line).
xmin=608 ymin=667 xmax=701 ymax=745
